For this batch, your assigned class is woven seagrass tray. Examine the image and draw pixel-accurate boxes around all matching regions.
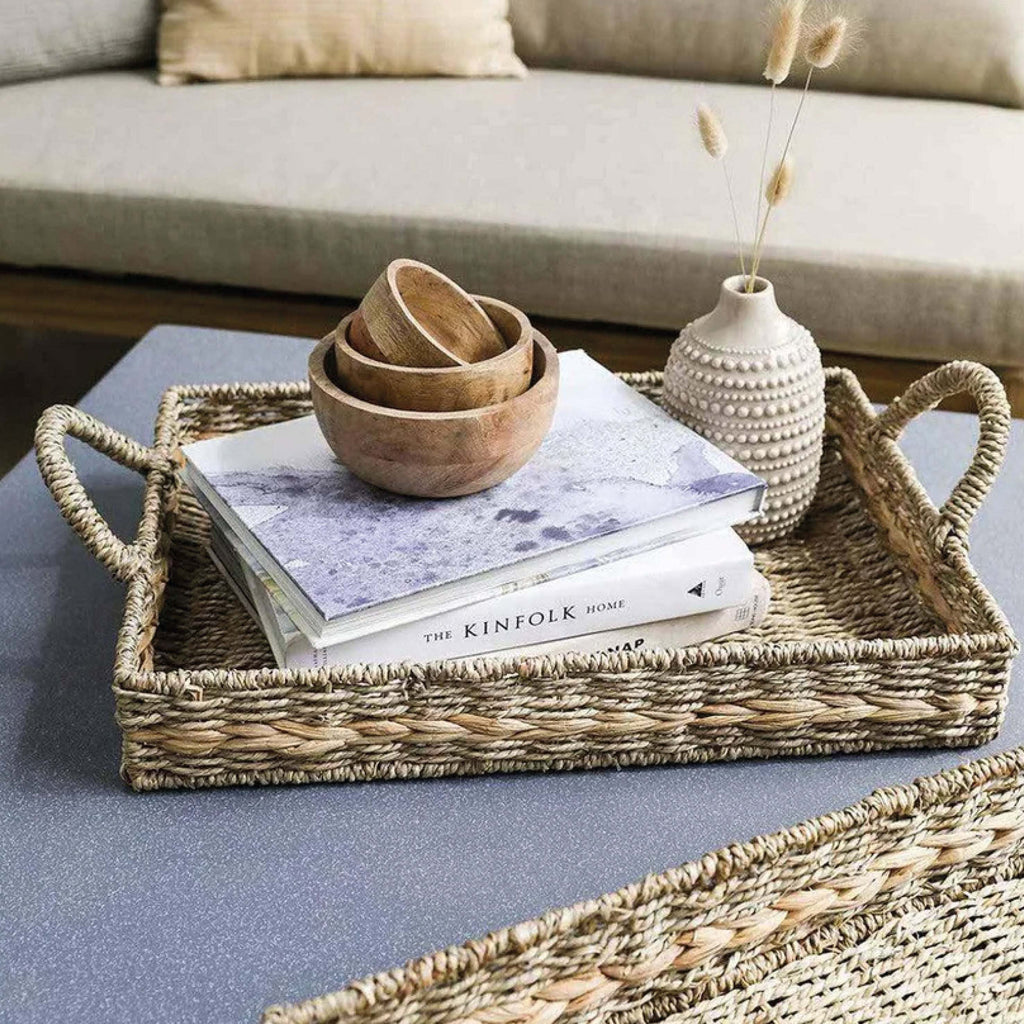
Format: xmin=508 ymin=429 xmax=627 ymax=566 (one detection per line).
xmin=261 ymin=744 xmax=1024 ymax=1024
xmin=35 ymin=360 xmax=1016 ymax=791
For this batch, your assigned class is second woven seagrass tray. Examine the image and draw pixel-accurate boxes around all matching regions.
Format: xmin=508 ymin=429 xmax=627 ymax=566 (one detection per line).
xmin=34 ymin=360 xmax=1017 ymax=791
xmin=260 ymin=744 xmax=1024 ymax=1024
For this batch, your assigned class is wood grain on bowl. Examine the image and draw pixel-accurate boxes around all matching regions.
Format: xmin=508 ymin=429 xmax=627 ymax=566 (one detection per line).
xmin=346 ymin=309 xmax=388 ymax=362
xmin=309 ymin=331 xmax=559 ymax=498
xmin=359 ymin=259 xmax=506 ymax=367
xmin=332 ymin=297 xmax=533 ymax=413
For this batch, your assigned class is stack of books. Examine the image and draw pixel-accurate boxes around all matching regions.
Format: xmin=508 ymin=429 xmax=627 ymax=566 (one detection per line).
xmin=182 ymin=351 xmax=771 ymax=669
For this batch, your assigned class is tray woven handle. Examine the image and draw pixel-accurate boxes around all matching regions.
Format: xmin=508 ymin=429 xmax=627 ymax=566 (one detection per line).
xmin=34 ymin=404 xmax=172 ymax=583
xmin=874 ymin=360 xmax=1011 ymax=547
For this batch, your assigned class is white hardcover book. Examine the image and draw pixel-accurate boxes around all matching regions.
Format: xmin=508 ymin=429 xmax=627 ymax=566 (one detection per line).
xmin=510 ymin=571 xmax=770 ymax=661
xmin=183 ymin=351 xmax=764 ymax=647
xmin=215 ymin=536 xmax=769 ymax=668
xmin=209 ymin=523 xmax=755 ymax=669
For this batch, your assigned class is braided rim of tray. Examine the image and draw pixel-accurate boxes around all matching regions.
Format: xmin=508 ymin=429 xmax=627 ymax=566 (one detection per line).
xmin=31 ymin=358 xmax=1019 ymax=788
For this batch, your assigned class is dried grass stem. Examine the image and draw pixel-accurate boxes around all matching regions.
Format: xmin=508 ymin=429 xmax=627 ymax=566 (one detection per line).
xmin=711 ymin=2 xmax=850 ymax=289
xmin=748 ymin=156 xmax=793 ymax=290
xmin=697 ymin=104 xmax=747 ymax=277
xmin=755 ymin=86 xmax=776 ymax=258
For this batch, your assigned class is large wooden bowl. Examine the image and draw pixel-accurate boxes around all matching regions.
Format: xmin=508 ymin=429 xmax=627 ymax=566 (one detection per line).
xmin=331 ymin=297 xmax=533 ymax=413
xmin=309 ymin=331 xmax=559 ymax=498
xmin=359 ymin=259 xmax=506 ymax=367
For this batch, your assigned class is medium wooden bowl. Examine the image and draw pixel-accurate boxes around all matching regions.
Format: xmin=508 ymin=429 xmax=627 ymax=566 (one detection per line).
xmin=331 ymin=297 xmax=534 ymax=413
xmin=308 ymin=331 xmax=559 ymax=498
xmin=359 ymin=258 xmax=506 ymax=367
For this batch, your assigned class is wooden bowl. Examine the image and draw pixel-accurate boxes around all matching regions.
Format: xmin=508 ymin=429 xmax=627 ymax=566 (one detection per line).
xmin=359 ymin=258 xmax=506 ymax=367
xmin=331 ymin=297 xmax=534 ymax=413
xmin=308 ymin=331 xmax=559 ymax=498
xmin=346 ymin=310 xmax=388 ymax=362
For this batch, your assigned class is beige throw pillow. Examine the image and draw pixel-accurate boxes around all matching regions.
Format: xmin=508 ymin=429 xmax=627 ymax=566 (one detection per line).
xmin=509 ymin=0 xmax=1024 ymax=108
xmin=158 ymin=0 xmax=525 ymax=84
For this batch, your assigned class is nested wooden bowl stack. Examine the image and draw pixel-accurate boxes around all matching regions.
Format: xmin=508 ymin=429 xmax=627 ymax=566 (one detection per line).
xmin=309 ymin=259 xmax=560 ymax=498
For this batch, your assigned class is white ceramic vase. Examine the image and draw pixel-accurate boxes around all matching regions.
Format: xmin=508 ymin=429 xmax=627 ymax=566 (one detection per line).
xmin=663 ymin=275 xmax=825 ymax=545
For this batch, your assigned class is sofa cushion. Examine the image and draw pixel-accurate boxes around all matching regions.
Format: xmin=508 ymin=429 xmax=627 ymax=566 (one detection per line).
xmin=0 ymin=69 xmax=1022 ymax=366
xmin=158 ymin=0 xmax=525 ymax=85
xmin=0 ymin=0 xmax=157 ymax=84
xmin=510 ymin=0 xmax=1024 ymax=108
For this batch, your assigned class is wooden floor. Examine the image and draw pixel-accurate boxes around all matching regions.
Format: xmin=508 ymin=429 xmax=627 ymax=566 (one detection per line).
xmin=0 ymin=324 xmax=132 ymax=476
xmin=2 ymin=265 xmax=1020 ymax=477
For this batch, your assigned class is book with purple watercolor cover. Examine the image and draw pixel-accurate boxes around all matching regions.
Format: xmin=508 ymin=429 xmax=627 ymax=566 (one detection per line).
xmin=182 ymin=351 xmax=765 ymax=645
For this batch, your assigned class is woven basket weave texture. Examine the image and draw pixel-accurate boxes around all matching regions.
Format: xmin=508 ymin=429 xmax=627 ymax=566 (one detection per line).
xmin=33 ymin=361 xmax=1017 ymax=791
xmin=260 ymin=745 xmax=1024 ymax=1024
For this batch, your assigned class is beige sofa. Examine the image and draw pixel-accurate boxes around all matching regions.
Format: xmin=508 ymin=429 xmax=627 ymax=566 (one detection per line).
xmin=1 ymin=1 xmax=1022 ymax=371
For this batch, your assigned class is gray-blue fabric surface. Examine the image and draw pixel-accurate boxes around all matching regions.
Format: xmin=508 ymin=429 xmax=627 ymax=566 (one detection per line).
xmin=2 ymin=326 xmax=1021 ymax=1023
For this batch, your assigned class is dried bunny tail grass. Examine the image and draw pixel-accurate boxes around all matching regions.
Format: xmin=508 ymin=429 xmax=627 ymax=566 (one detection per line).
xmin=748 ymin=156 xmax=793 ymax=289
xmin=756 ymin=0 xmax=804 ymax=252
xmin=696 ymin=104 xmax=728 ymax=159
xmin=764 ymin=0 xmax=806 ymax=85
xmin=696 ymin=104 xmax=746 ymax=275
xmin=766 ymin=155 xmax=795 ymax=206
xmin=806 ymin=15 xmax=848 ymax=69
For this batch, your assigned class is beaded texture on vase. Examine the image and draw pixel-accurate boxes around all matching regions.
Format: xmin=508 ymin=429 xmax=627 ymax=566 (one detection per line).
xmin=663 ymin=277 xmax=826 ymax=545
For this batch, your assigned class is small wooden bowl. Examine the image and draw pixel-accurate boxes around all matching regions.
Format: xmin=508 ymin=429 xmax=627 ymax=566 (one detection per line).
xmin=360 ymin=258 xmax=506 ymax=367
xmin=332 ymin=297 xmax=534 ymax=413
xmin=309 ymin=331 xmax=559 ymax=498
xmin=346 ymin=310 xmax=388 ymax=362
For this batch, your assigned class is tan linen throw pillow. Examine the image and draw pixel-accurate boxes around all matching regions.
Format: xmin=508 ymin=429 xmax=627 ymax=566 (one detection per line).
xmin=158 ymin=0 xmax=525 ymax=84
